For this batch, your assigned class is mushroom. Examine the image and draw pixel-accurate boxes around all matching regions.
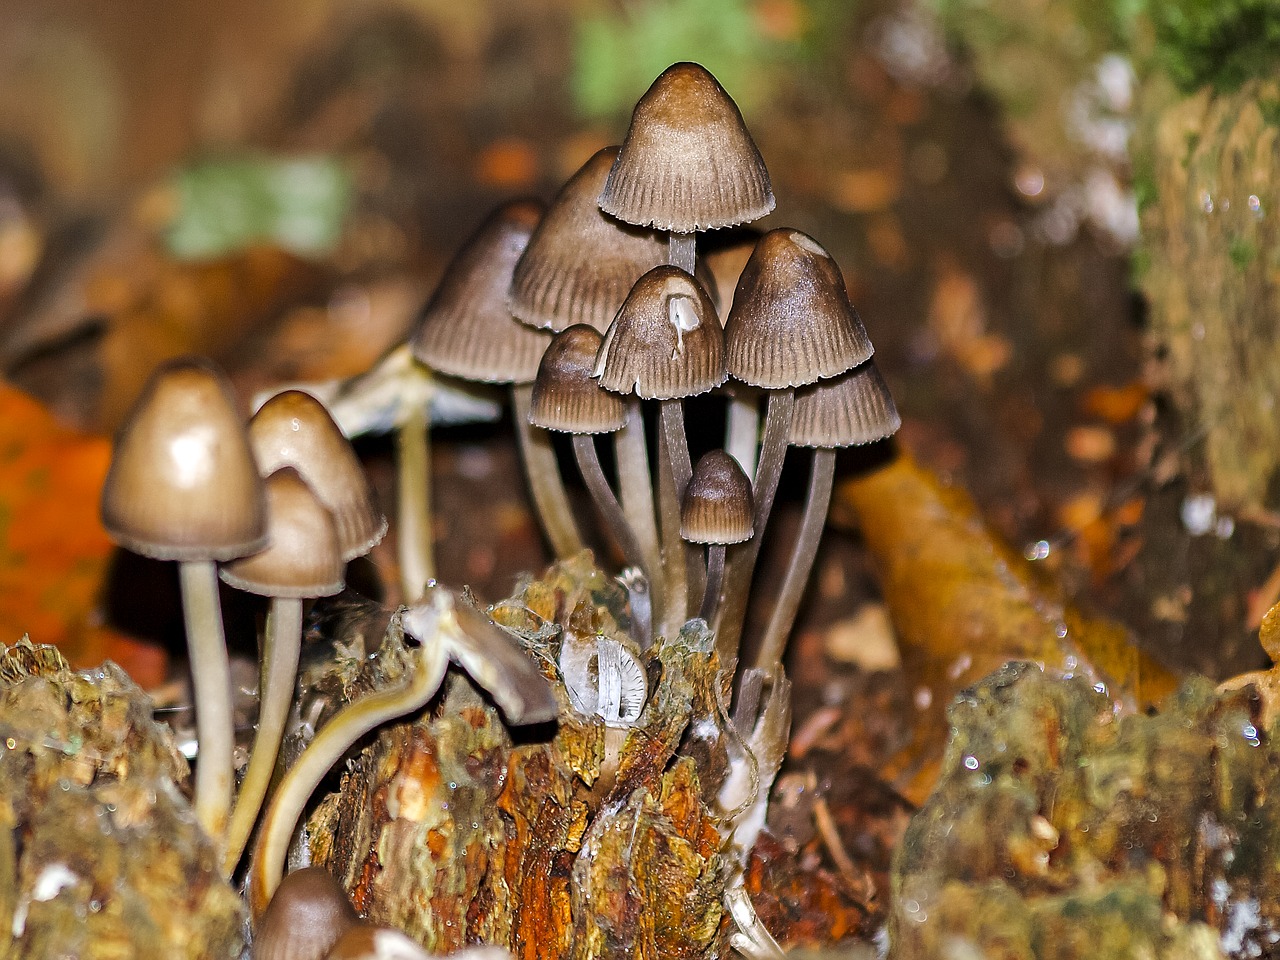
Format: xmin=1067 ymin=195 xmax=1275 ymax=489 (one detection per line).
xmin=254 ymin=866 xmax=357 ymax=960
xmin=100 ymin=356 xmax=266 ymax=846
xmin=220 ymin=467 xmax=346 ymax=875
xmin=411 ymin=199 xmax=583 ymax=570
xmin=681 ymin=450 xmax=754 ymax=624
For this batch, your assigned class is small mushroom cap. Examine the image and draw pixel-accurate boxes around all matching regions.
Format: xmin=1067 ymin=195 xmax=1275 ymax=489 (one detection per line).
xmin=594 ymin=266 xmax=727 ymax=400
xmin=724 ymin=229 xmax=874 ymax=389
xmin=599 ymin=62 xmax=774 ymax=232
xmin=510 ymin=147 xmax=669 ymax=333
xmin=249 ymin=390 xmax=386 ymax=561
xmin=410 ymin=199 xmax=552 ymax=384
xmin=323 ymin=926 xmax=431 ymax=960
xmin=254 ymin=866 xmax=357 ymax=960
xmin=788 ymin=361 xmax=900 ymax=448
xmin=529 ymin=325 xmax=629 ymax=434
xmin=101 ymin=357 xmax=266 ymax=561
xmin=681 ymin=450 xmax=755 ymax=544
xmin=220 ymin=468 xmax=345 ymax=598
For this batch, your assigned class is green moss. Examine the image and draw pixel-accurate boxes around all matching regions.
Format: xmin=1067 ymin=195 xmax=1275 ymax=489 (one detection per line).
xmin=1148 ymin=0 xmax=1280 ymax=93
xmin=1229 ymin=236 xmax=1258 ymax=271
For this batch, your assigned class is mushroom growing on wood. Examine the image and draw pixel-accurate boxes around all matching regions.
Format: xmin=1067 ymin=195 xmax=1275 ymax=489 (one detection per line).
xmin=254 ymin=866 xmax=357 ymax=960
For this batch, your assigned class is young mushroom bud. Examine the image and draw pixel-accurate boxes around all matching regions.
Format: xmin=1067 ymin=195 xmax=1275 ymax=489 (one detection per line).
xmin=681 ymin=450 xmax=754 ymax=624
xmin=254 ymin=866 xmax=357 ymax=960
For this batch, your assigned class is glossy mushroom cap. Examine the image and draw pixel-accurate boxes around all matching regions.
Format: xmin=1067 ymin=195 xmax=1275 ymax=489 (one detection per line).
xmin=221 ymin=468 xmax=345 ymax=598
xmin=510 ymin=147 xmax=669 ymax=333
xmin=594 ymin=266 xmax=727 ymax=400
xmin=599 ymin=62 xmax=774 ymax=233
xmin=102 ymin=357 xmax=266 ymax=561
xmin=789 ymin=361 xmax=901 ymax=448
xmin=254 ymin=867 xmax=358 ymax=960
xmin=724 ymin=229 xmax=874 ymax=389
xmin=249 ymin=390 xmax=386 ymax=561
xmin=529 ymin=325 xmax=628 ymax=434
xmin=681 ymin=450 xmax=755 ymax=544
xmin=410 ymin=199 xmax=552 ymax=385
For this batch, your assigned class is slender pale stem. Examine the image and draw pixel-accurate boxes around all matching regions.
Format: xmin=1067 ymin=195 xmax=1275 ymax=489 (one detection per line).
xmin=656 ymin=429 xmax=687 ymax=639
xmin=572 ymin=434 xmax=646 ymax=573
xmin=249 ymin=637 xmax=448 ymax=922
xmin=223 ymin=597 xmax=303 ymax=876
xmin=698 ymin=544 xmax=727 ymax=624
xmin=669 ymin=232 xmax=697 ymax=274
xmin=179 ymin=559 xmax=235 ymax=850
xmin=754 ymin=448 xmax=835 ymax=672
xmin=660 ymin=398 xmax=703 ymax=618
xmin=397 ymin=403 xmax=434 ymax=602
xmin=512 ymin=383 xmax=584 ymax=559
xmin=616 ymin=400 xmax=661 ymax=611
xmin=725 ymin=388 xmax=761 ymax=477
xmin=715 ymin=390 xmax=795 ymax=663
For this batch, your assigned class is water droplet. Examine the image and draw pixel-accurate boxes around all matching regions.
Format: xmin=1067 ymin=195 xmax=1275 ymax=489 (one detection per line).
xmin=1201 ymin=191 xmax=1214 ymax=213
xmin=5 ymin=738 xmax=15 ymax=750
xmin=964 ymin=755 xmax=980 ymax=771
xmin=1025 ymin=540 xmax=1051 ymax=561
xmin=1055 ymin=623 xmax=1068 ymax=639
xmin=1249 ymin=195 xmax=1264 ymax=219
xmin=448 ymin=781 xmax=457 ymax=790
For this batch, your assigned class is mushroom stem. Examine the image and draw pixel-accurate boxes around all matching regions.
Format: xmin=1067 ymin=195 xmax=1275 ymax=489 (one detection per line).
xmin=249 ymin=634 xmax=449 ymax=922
xmin=668 ymin=232 xmax=697 ymax=274
xmin=656 ymin=429 xmax=688 ymax=638
xmin=698 ymin=543 xmax=727 ymax=624
xmin=179 ymin=559 xmax=236 ymax=848
xmin=512 ymin=383 xmax=585 ymax=559
xmin=615 ymin=400 xmax=662 ymax=612
xmin=753 ymin=447 xmax=835 ymax=672
xmin=659 ymin=398 xmax=703 ymax=618
xmin=222 ymin=597 xmax=303 ymax=875
xmin=571 ymin=433 xmax=647 ymax=575
xmin=725 ymin=388 xmax=760 ymax=478
xmin=714 ymin=390 xmax=795 ymax=662
xmin=396 ymin=403 xmax=434 ymax=601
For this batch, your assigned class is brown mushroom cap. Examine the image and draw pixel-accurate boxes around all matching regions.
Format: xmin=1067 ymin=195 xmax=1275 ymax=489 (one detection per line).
xmin=220 ymin=468 xmax=345 ymax=598
xmin=101 ymin=357 xmax=266 ymax=561
xmin=788 ymin=361 xmax=900 ymax=448
xmin=249 ymin=390 xmax=386 ymax=561
xmin=510 ymin=147 xmax=670 ymax=333
xmin=594 ymin=266 xmax=727 ymax=400
xmin=254 ymin=867 xmax=357 ymax=960
xmin=724 ymin=228 xmax=874 ymax=389
xmin=681 ymin=450 xmax=754 ymax=544
xmin=410 ymin=198 xmax=552 ymax=384
xmin=599 ymin=62 xmax=775 ymax=233
xmin=529 ymin=325 xmax=628 ymax=434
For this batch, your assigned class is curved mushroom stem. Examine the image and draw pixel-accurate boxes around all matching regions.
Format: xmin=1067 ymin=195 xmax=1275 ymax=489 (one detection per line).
xmin=397 ymin=403 xmax=434 ymax=602
xmin=571 ymin=433 xmax=647 ymax=575
xmin=715 ymin=389 xmax=795 ymax=662
xmin=512 ymin=383 xmax=585 ymax=560
xmin=179 ymin=559 xmax=236 ymax=848
xmin=223 ymin=597 xmax=303 ymax=875
xmin=698 ymin=544 xmax=727 ymax=624
xmin=669 ymin=232 xmax=697 ymax=274
xmin=753 ymin=447 xmax=835 ymax=673
xmin=616 ymin=400 xmax=662 ymax=611
xmin=248 ymin=636 xmax=449 ymax=922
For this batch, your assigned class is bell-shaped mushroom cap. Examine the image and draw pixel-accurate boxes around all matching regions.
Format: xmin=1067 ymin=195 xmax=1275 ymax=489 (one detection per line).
xmin=510 ymin=147 xmax=669 ymax=333
xmin=681 ymin=450 xmax=755 ymax=544
xmin=254 ymin=866 xmax=357 ymax=960
xmin=220 ymin=468 xmax=345 ymax=598
xmin=249 ymin=390 xmax=386 ymax=561
xmin=529 ymin=325 xmax=629 ymax=434
xmin=599 ymin=62 xmax=774 ymax=233
xmin=410 ymin=199 xmax=552 ymax=385
xmin=789 ymin=361 xmax=900 ymax=448
xmin=724 ymin=229 xmax=874 ymax=389
xmin=101 ymin=358 xmax=266 ymax=561
xmin=594 ymin=266 xmax=727 ymax=400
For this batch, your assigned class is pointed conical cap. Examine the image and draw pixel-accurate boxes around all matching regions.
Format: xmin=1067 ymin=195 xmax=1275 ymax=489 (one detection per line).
xmin=681 ymin=450 xmax=754 ymax=544
xmin=249 ymin=390 xmax=386 ymax=561
xmin=220 ymin=468 xmax=345 ymax=598
xmin=599 ymin=63 xmax=774 ymax=233
xmin=789 ymin=361 xmax=900 ymax=448
xmin=411 ymin=199 xmax=552 ymax=384
xmin=725 ymin=229 xmax=874 ymax=389
xmin=594 ymin=266 xmax=726 ymax=400
xmin=102 ymin=358 xmax=266 ymax=561
xmin=529 ymin=325 xmax=628 ymax=434
xmin=510 ymin=147 xmax=669 ymax=333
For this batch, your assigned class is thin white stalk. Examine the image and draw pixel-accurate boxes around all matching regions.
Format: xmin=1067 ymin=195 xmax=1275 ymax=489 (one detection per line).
xmin=397 ymin=404 xmax=434 ymax=602
xmin=669 ymin=232 xmax=697 ymax=274
xmin=698 ymin=544 xmax=727 ymax=624
xmin=656 ymin=429 xmax=688 ymax=639
xmin=572 ymin=433 xmax=646 ymax=573
xmin=725 ymin=388 xmax=761 ymax=478
xmin=616 ymin=400 xmax=661 ymax=595
xmin=512 ymin=383 xmax=584 ymax=559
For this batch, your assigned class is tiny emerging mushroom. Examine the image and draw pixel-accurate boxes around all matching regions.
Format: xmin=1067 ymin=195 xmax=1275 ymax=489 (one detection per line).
xmin=681 ymin=450 xmax=754 ymax=624
xmin=254 ymin=866 xmax=357 ymax=960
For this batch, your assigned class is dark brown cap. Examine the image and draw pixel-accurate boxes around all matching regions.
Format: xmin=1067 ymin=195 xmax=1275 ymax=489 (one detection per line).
xmin=789 ymin=361 xmax=900 ymax=448
xmin=724 ymin=229 xmax=874 ymax=389
xmin=220 ymin=468 xmax=345 ymax=598
xmin=254 ymin=867 xmax=357 ymax=960
xmin=101 ymin=358 xmax=266 ymax=561
xmin=411 ymin=199 xmax=553 ymax=384
xmin=510 ymin=147 xmax=669 ymax=333
xmin=599 ymin=62 xmax=774 ymax=233
xmin=681 ymin=450 xmax=754 ymax=544
xmin=529 ymin=325 xmax=628 ymax=434
xmin=249 ymin=390 xmax=386 ymax=561
xmin=594 ymin=266 xmax=726 ymax=400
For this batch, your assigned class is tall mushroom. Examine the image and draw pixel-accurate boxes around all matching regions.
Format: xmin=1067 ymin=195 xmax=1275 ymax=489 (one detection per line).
xmin=101 ymin=357 xmax=266 ymax=845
